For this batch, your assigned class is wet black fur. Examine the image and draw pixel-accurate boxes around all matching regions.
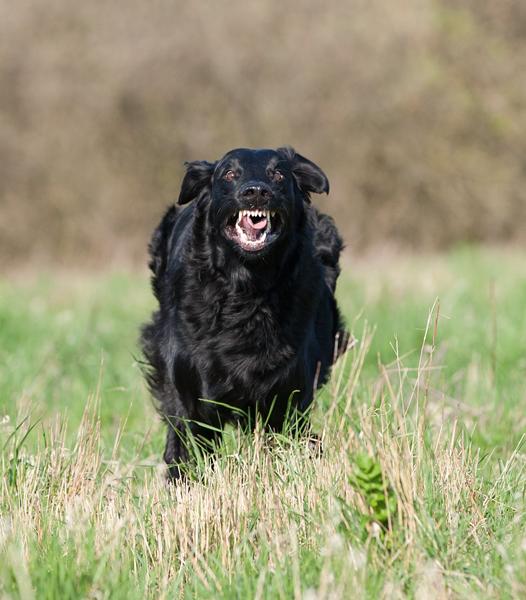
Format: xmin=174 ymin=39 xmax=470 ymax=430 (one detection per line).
xmin=140 ymin=147 xmax=347 ymax=480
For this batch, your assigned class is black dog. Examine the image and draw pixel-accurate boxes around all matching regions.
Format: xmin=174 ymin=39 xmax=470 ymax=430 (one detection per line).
xmin=141 ymin=147 xmax=347 ymax=479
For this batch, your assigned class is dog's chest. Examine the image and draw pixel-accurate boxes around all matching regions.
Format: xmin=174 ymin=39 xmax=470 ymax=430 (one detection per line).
xmin=184 ymin=283 xmax=295 ymax=362
xmin=227 ymin=303 xmax=279 ymax=347
xmin=216 ymin=296 xmax=283 ymax=349
xmin=203 ymin=298 xmax=298 ymax=399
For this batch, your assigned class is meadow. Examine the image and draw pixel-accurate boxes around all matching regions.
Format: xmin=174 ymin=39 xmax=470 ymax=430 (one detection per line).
xmin=1 ymin=247 xmax=525 ymax=598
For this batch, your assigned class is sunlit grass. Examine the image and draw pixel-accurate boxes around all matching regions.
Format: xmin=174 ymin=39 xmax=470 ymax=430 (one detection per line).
xmin=1 ymin=248 xmax=526 ymax=598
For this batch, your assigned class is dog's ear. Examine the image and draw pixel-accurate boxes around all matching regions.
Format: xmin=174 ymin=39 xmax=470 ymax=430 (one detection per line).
xmin=178 ymin=160 xmax=216 ymax=205
xmin=277 ymin=146 xmax=329 ymax=200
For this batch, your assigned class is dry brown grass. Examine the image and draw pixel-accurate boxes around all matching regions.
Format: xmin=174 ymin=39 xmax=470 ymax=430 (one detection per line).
xmin=2 ymin=314 xmax=525 ymax=597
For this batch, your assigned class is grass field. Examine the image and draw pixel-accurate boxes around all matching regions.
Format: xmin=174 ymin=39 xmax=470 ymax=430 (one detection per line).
xmin=1 ymin=248 xmax=525 ymax=598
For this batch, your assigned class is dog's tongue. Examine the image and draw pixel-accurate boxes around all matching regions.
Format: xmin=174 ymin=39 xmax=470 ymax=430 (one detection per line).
xmin=240 ymin=215 xmax=268 ymax=232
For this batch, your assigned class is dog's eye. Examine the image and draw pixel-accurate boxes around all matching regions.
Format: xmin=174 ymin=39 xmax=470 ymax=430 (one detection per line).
xmin=223 ymin=170 xmax=236 ymax=182
xmin=272 ymin=170 xmax=284 ymax=183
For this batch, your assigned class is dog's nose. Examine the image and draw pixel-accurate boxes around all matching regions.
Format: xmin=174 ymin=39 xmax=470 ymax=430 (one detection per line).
xmin=239 ymin=183 xmax=273 ymax=202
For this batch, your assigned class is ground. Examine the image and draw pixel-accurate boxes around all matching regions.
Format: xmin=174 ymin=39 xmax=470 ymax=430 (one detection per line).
xmin=1 ymin=247 xmax=525 ymax=598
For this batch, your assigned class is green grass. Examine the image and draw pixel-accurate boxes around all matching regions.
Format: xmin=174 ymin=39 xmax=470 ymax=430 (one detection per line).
xmin=1 ymin=247 xmax=526 ymax=598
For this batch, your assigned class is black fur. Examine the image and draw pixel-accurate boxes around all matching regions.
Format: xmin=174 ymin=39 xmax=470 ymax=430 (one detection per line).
xmin=140 ymin=147 xmax=347 ymax=480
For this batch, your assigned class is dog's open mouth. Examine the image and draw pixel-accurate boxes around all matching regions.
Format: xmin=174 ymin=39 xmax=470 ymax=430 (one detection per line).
xmin=224 ymin=209 xmax=283 ymax=252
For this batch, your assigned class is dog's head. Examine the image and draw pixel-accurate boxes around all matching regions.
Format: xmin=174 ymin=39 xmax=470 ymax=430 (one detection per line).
xmin=177 ymin=147 xmax=329 ymax=257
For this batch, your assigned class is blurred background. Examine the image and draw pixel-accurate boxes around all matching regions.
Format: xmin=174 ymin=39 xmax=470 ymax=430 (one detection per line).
xmin=1 ymin=0 xmax=525 ymax=268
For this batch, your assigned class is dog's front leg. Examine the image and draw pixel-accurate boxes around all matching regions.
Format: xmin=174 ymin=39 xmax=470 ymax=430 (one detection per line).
xmin=163 ymin=411 xmax=223 ymax=482
xmin=163 ymin=417 xmax=192 ymax=481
